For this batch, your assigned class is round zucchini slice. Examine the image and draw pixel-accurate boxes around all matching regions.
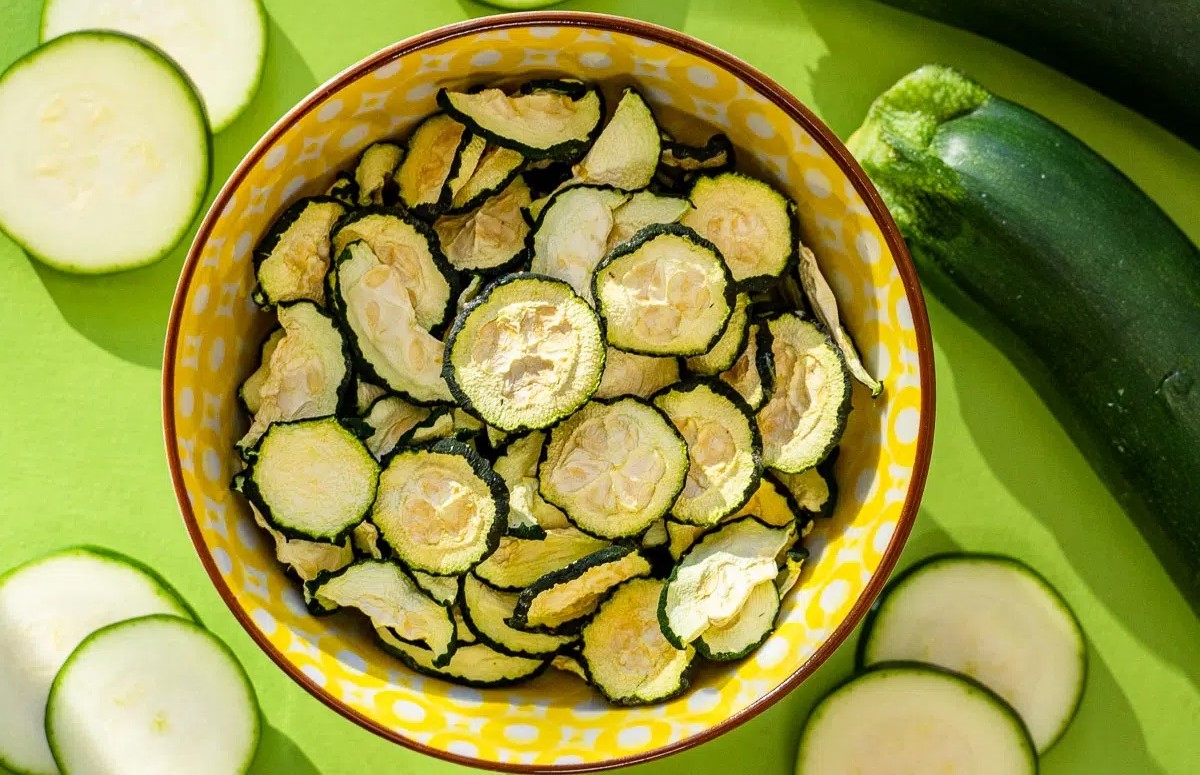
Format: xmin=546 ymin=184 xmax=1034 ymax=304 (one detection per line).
xmin=720 ymin=320 xmax=775 ymax=411
xmin=509 ymin=545 xmax=652 ymax=632
xmin=581 ymin=578 xmax=694 ymax=705
xmin=529 ymin=184 xmax=629 ymax=301
xmin=361 ymin=395 xmax=430 ymax=459
xmin=593 ymin=224 xmax=735 ymax=357
xmin=594 ymin=346 xmax=681 ymax=401
xmin=460 ymin=574 xmax=575 ymax=657
xmin=444 ymin=274 xmax=605 ymax=432
xmin=685 ymin=292 xmax=750 ymax=376
xmin=450 ymin=144 xmax=526 ymax=213
xmin=607 ymin=190 xmax=692 ymax=251
xmin=473 ymin=527 xmax=610 ymax=591
xmin=681 ymin=171 xmax=795 ymax=288
xmin=571 ymin=87 xmax=661 ymax=191
xmin=539 ymin=398 xmax=689 ymax=539
xmin=434 ymin=176 xmax=531 ymax=273
xmin=377 ymin=628 xmax=546 ymax=688
xmin=372 ymin=439 xmax=506 ymax=575
xmin=396 ymin=113 xmax=482 ymax=216
xmin=694 ymin=579 xmax=780 ymax=661
xmin=353 ymin=141 xmax=403 ymax=206
xmin=652 ymin=379 xmax=763 ymax=526
xmin=253 ymin=197 xmax=346 ymax=307
xmin=757 ymin=313 xmax=851 ymax=473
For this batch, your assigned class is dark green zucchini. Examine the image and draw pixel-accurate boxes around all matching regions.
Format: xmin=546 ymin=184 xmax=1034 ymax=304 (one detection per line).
xmin=850 ymin=65 xmax=1200 ymax=610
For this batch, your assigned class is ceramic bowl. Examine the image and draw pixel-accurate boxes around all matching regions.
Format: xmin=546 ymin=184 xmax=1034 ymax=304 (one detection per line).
xmin=163 ymin=11 xmax=934 ymax=772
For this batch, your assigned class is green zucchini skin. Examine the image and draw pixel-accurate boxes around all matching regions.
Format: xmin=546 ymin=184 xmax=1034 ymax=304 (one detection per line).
xmin=874 ymin=0 xmax=1200 ymax=148
xmin=851 ymin=66 xmax=1200 ymax=611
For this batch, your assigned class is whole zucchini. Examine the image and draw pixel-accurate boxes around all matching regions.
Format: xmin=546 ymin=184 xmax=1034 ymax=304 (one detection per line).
xmin=849 ymin=65 xmax=1200 ymax=612
xmin=873 ymin=0 xmax=1200 ymax=148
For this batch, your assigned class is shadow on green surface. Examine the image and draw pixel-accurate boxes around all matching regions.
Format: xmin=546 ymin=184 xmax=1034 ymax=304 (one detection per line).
xmin=249 ymin=724 xmax=324 ymax=775
xmin=458 ymin=0 xmax=693 ymax=32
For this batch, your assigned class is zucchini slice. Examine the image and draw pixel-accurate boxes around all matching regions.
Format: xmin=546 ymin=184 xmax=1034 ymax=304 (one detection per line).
xmin=528 ymin=185 xmax=628 ymax=301
xmin=412 ymin=571 xmax=459 ymax=606
xmin=571 ymin=87 xmax=660 ymax=191
xmin=361 ymin=395 xmax=430 ymax=459
xmin=775 ymin=548 xmax=807 ymax=596
xmin=660 ymin=133 xmax=735 ymax=174
xmin=607 ymin=190 xmax=692 ymax=251
xmin=550 ymin=651 xmax=591 ymax=682
xmin=353 ymin=141 xmax=403 ymax=206
xmin=473 ymin=527 xmax=609 ymax=591
xmin=355 ymin=379 xmax=388 ymax=413
xmin=351 ymin=519 xmax=386 ymax=561
xmin=539 ymin=398 xmax=689 ymax=539
xmin=659 ymin=516 xmax=793 ymax=647
xmin=437 ymin=80 xmax=603 ymax=162
xmin=594 ymin=347 xmax=682 ymax=401
xmin=253 ymin=197 xmax=345 ymax=307
xmin=241 ymin=417 xmax=379 ymax=543
xmin=798 ymin=245 xmax=883 ymax=396
xmin=593 ymin=224 xmax=735 ymax=357
xmin=238 ymin=327 xmax=284 ymax=415
xmin=325 ymin=172 xmax=359 ymax=206
xmin=434 ymin=176 xmax=531 ymax=273
xmin=396 ymin=114 xmax=480 ymax=215
xmin=461 ymin=575 xmax=576 ymax=657
xmin=236 ymin=301 xmax=354 ymax=451
xmin=377 ymin=628 xmax=546 ymax=688
xmin=444 ymin=274 xmax=605 ymax=431
xmin=452 ymin=605 xmax=478 ymax=644
xmin=774 ymin=450 xmax=838 ymax=518
xmin=397 ymin=406 xmax=456 ymax=446
xmin=685 ymin=291 xmax=751 ymax=375
xmin=728 ymin=470 xmax=804 ymax=528
xmin=694 ymin=579 xmax=780 ymax=661
xmin=666 ymin=519 xmax=707 ymax=562
xmin=681 ymin=172 xmax=794 ymax=288
xmin=642 ymin=518 xmax=669 ymax=548
xmin=757 ymin=313 xmax=851 ymax=473
xmin=493 ymin=431 xmax=570 ymax=538
xmin=331 ymin=208 xmax=456 ymax=333
xmin=329 ymin=241 xmax=453 ymax=405
xmin=581 ymin=578 xmax=694 ymax=705
xmin=244 ymin=500 xmax=355 ymax=582
xmin=450 ymin=144 xmax=525 ymax=213
xmin=306 ymin=560 xmax=456 ymax=665
xmin=509 ymin=545 xmax=652 ymax=632
xmin=653 ymin=380 xmax=763 ymax=526
xmin=720 ymin=320 xmax=775 ymax=411
xmin=372 ymin=439 xmax=506 ymax=574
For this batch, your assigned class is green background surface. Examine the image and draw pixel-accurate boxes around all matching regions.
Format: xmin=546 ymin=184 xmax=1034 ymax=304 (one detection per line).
xmin=2 ymin=0 xmax=1198 ymax=772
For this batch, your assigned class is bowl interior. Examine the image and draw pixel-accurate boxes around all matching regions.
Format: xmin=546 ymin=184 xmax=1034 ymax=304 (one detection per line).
xmin=166 ymin=15 xmax=928 ymax=771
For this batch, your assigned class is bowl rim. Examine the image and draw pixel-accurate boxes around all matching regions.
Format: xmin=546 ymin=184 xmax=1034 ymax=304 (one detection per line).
xmin=162 ymin=10 xmax=936 ymax=773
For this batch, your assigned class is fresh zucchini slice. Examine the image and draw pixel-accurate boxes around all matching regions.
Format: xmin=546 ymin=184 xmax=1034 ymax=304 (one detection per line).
xmin=238 ymin=327 xmax=284 ymax=415
xmin=594 ymin=347 xmax=682 ymax=401
xmin=355 ymin=379 xmax=388 ymax=413
xmin=774 ymin=450 xmax=838 ymax=517
xmin=361 ymin=395 xmax=430 ymax=459
xmin=372 ymin=439 xmax=506 ymax=574
xmin=325 ymin=172 xmax=359 ymax=206
xmin=593 ymin=224 xmax=735 ymax=357
xmin=666 ymin=519 xmax=707 ymax=562
xmin=757 ymin=313 xmax=851 ymax=473
xmin=328 ymin=241 xmax=453 ymax=404
xmin=351 ymin=519 xmax=386 ymax=561
xmin=306 ymin=560 xmax=456 ymax=665
xmin=473 ymin=527 xmax=609 ymax=591
xmin=377 ymin=628 xmax=546 ymax=688
xmin=720 ymin=320 xmax=775 ymax=411
xmin=493 ymin=431 xmax=569 ymax=538
xmin=659 ymin=516 xmax=794 ymax=647
xmin=253 ymin=197 xmax=345 ymax=307
xmin=539 ymin=398 xmax=689 ymax=539
xmin=412 ymin=571 xmax=459 ymax=606
xmin=653 ymin=379 xmax=763 ymax=526
xmin=237 ymin=301 xmax=354 ymax=451
xmin=450 ymin=144 xmax=525 ymax=212
xmin=571 ymin=87 xmax=660 ymax=191
xmin=642 ymin=518 xmax=669 ymax=548
xmin=581 ymin=578 xmax=694 ymax=705
xmin=331 ymin=208 xmax=456 ymax=333
xmin=244 ymin=500 xmax=355 ymax=582
xmin=396 ymin=114 xmax=480 ymax=215
xmin=444 ymin=274 xmax=605 ymax=431
xmin=437 ymin=81 xmax=603 ymax=161
xmin=607 ymin=190 xmax=692 ymax=251
xmin=798 ymin=245 xmax=883 ymax=396
xmin=775 ymin=548 xmax=807 ymax=596
xmin=528 ymin=185 xmax=628 ymax=301
xmin=461 ymin=575 xmax=576 ymax=657
xmin=660 ymin=132 xmax=735 ymax=174
xmin=681 ymin=172 xmax=794 ymax=288
xmin=685 ymin=292 xmax=750 ymax=376
xmin=510 ymin=545 xmax=652 ymax=632
xmin=353 ymin=141 xmax=403 ymax=206
xmin=694 ymin=579 xmax=780 ymax=661
xmin=728 ymin=470 xmax=804 ymax=528
xmin=434 ymin=176 xmax=531 ymax=273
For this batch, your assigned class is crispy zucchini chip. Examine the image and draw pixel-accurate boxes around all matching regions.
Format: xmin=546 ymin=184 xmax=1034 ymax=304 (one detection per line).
xmin=434 ymin=176 xmax=531 ymax=273
xmin=396 ymin=114 xmax=480 ymax=215
xmin=253 ymin=197 xmax=345 ymax=307
xmin=607 ymin=190 xmax=691 ymax=252
xmin=797 ymin=245 xmax=883 ymax=396
xmin=529 ymin=184 xmax=628 ymax=301
xmin=720 ymin=320 xmax=775 ymax=411
xmin=594 ymin=346 xmax=681 ymax=401
xmin=493 ymin=431 xmax=570 ymax=538
xmin=361 ymin=395 xmax=430 ymax=459
xmin=571 ymin=87 xmax=660 ymax=191
xmin=685 ymin=291 xmax=750 ymax=376
xmin=450 ymin=144 xmax=526 ymax=212
xmin=474 ymin=527 xmax=610 ymax=591
xmin=354 ymin=142 xmax=403 ymax=206
xmin=510 ymin=545 xmax=652 ymax=632
xmin=681 ymin=172 xmax=794 ymax=288
xmin=461 ymin=574 xmax=576 ymax=657
xmin=239 ymin=327 xmax=284 ymax=416
xmin=377 ymin=628 xmax=545 ymax=688
xmin=694 ymin=578 xmax=780 ymax=661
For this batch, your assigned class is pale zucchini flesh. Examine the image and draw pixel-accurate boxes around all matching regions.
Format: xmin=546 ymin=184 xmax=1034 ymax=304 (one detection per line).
xmin=353 ymin=142 xmax=403 ymax=206
xmin=607 ymin=190 xmax=692 ymax=251
xmin=473 ymin=527 xmax=610 ymax=591
xmin=694 ymin=579 xmax=779 ymax=661
xmin=396 ymin=114 xmax=477 ymax=215
xmin=238 ymin=327 xmax=284 ymax=416
xmin=492 ymin=431 xmax=569 ymax=538
xmin=728 ymin=470 xmax=803 ymax=528
xmin=378 ymin=628 xmax=546 ymax=688
xmin=434 ymin=176 xmax=531 ymax=273
xmin=361 ymin=394 xmax=430 ymax=459
xmin=450 ymin=144 xmax=526 ymax=212
xmin=529 ymin=185 xmax=628 ymax=301
xmin=681 ymin=172 xmax=795 ymax=288
xmin=571 ymin=87 xmax=660 ymax=191
xmin=720 ymin=320 xmax=775 ymax=412
xmin=438 ymin=81 xmax=603 ymax=161
xmin=685 ymin=292 xmax=750 ymax=376
xmin=798 ymin=245 xmax=883 ymax=396
xmin=594 ymin=347 xmax=682 ymax=401
xmin=510 ymin=545 xmax=652 ymax=631
xmin=254 ymin=198 xmax=346 ymax=307
xmin=461 ymin=574 xmax=576 ymax=657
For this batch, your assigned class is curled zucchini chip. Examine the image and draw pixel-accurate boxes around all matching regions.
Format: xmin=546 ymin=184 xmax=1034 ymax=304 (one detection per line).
xmin=681 ymin=172 xmax=794 ymax=288
xmin=353 ymin=142 xmax=403 ymax=206
xmin=593 ymin=224 xmax=735 ymax=357
xmin=450 ymin=144 xmax=525 ymax=213
xmin=641 ymin=518 xmax=669 ymax=548
xmin=396 ymin=406 xmax=456 ymax=446
xmin=720 ymin=321 xmax=775 ymax=411
xmin=653 ymin=379 xmax=763 ymax=526
xmin=452 ymin=605 xmax=478 ymax=644
xmin=243 ymin=500 xmax=354 ymax=582
xmin=510 ymin=545 xmax=652 ymax=632
xmin=529 ymin=185 xmax=628 ymax=301
xmin=351 ymin=519 xmax=386 ymax=561
xmin=685 ymin=291 xmax=751 ymax=376
xmin=377 ymin=628 xmax=546 ymax=688
xmin=540 ymin=398 xmax=689 ymax=539
xmin=239 ymin=327 xmax=284 ymax=415
xmin=461 ymin=575 xmax=576 ymax=657
xmin=661 ymin=133 xmax=735 ymax=173
xmin=437 ymin=80 xmax=603 ymax=162
xmin=372 ymin=439 xmax=506 ymax=575
xmin=571 ymin=87 xmax=660 ymax=191
xmin=445 ymin=274 xmax=605 ymax=432
xmin=474 ymin=527 xmax=610 ymax=591
xmin=242 ymin=417 xmax=380 ymax=543
xmin=757 ymin=313 xmax=851 ymax=473
xmin=253 ymin=197 xmax=345 ymax=307
xmin=775 ymin=548 xmax=807 ymax=596
xmin=329 ymin=241 xmax=453 ymax=405
xmin=493 ymin=431 xmax=570 ymax=538
xmin=728 ymin=470 xmax=804 ymax=528
xmin=361 ymin=395 xmax=430 ymax=459
xmin=412 ymin=571 xmax=459 ymax=605
xmin=694 ymin=578 xmax=780 ymax=661
xmin=434 ymin=176 xmax=531 ymax=273
xmin=594 ymin=346 xmax=681 ymax=401
xmin=550 ymin=651 xmax=590 ymax=682
xmin=582 ymin=578 xmax=694 ymax=705
xmin=331 ymin=208 xmax=456 ymax=333
xmin=325 ymin=172 xmax=359 ymax=206
xmin=607 ymin=190 xmax=691 ymax=252
xmin=306 ymin=560 xmax=456 ymax=665
xmin=666 ymin=519 xmax=707 ymax=562
xmin=355 ymin=379 xmax=389 ymax=413
xmin=658 ymin=516 xmax=793 ymax=647
xmin=396 ymin=114 xmax=480 ymax=215
xmin=774 ymin=449 xmax=839 ymax=517
xmin=797 ymin=245 xmax=883 ymax=396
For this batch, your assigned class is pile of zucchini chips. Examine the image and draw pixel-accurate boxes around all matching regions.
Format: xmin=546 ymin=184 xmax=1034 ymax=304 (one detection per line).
xmin=232 ymin=79 xmax=880 ymax=704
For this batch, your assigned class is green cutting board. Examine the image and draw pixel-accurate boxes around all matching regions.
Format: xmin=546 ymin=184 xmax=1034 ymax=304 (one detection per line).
xmin=1 ymin=0 xmax=1197 ymax=772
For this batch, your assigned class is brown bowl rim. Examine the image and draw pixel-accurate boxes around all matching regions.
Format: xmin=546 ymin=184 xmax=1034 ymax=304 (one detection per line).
xmin=162 ymin=10 xmax=936 ymax=773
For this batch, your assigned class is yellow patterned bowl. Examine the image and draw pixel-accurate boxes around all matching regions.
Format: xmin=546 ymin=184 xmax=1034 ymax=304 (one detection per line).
xmin=163 ymin=11 xmax=934 ymax=772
